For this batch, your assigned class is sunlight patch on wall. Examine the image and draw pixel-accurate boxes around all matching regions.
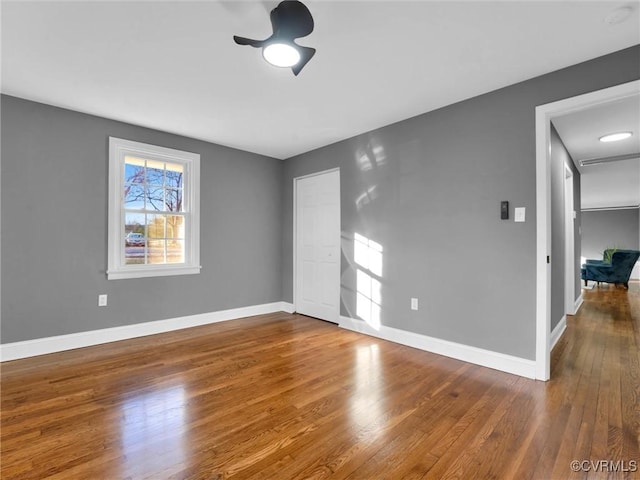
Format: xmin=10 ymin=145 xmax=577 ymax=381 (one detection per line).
xmin=355 ymin=233 xmax=383 ymax=330
xmin=355 ymin=138 xmax=387 ymax=172
xmin=355 ymin=185 xmax=379 ymax=211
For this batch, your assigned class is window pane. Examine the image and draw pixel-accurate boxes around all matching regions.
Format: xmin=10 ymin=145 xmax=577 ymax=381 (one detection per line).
xmin=125 ymin=251 xmax=145 ymax=265
xmin=146 ymin=160 xmax=165 ymax=186
xmin=124 ymin=185 xmax=145 ymax=209
xmin=167 ymin=240 xmax=184 ymax=264
xmin=166 ymin=168 xmax=183 ymax=189
xmin=146 ymin=159 xmax=165 ymax=170
xmin=124 ymin=212 xmax=145 ymax=233
xmin=124 ymin=157 xmax=145 ymax=184
xmin=146 ymin=187 xmax=165 ymax=211
xmin=165 ymin=188 xmax=183 ymax=212
xmin=148 ymin=239 xmax=166 ymax=264
xmin=124 ymin=213 xmax=146 ymax=264
xmin=166 ymin=215 xmax=184 ymax=240
xmin=147 ymin=214 xmax=166 ymax=239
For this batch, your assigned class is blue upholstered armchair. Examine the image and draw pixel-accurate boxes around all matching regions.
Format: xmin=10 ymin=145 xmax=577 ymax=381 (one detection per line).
xmin=581 ymin=250 xmax=640 ymax=289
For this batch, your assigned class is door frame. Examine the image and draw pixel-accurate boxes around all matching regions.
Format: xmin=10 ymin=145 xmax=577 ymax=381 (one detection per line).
xmin=564 ymin=164 xmax=575 ymax=317
xmin=535 ymin=79 xmax=639 ymax=380
xmin=293 ymin=167 xmax=341 ymax=320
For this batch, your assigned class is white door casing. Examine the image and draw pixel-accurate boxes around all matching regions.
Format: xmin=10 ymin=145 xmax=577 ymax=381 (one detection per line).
xmin=564 ymin=165 xmax=575 ymax=316
xmin=294 ymin=169 xmax=340 ymax=323
xmin=535 ymin=79 xmax=640 ymax=381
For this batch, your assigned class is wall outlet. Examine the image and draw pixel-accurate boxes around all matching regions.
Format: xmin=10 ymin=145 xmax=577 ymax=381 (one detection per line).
xmin=98 ymin=294 xmax=108 ymax=307
xmin=411 ymin=298 xmax=419 ymax=310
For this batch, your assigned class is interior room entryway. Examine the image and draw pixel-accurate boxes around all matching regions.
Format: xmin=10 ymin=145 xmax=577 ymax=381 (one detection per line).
xmin=294 ymin=168 xmax=341 ymax=323
xmin=535 ymin=79 xmax=640 ymax=381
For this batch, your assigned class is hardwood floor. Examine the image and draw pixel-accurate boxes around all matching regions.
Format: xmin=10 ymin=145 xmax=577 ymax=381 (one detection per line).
xmin=2 ymin=283 xmax=639 ymax=479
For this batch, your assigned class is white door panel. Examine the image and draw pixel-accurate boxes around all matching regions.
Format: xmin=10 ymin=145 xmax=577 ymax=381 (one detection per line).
xmin=295 ymin=169 xmax=340 ymax=323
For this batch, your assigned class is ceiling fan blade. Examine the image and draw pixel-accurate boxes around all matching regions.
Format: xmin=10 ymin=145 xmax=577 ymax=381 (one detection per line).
xmin=233 ymin=36 xmax=265 ymax=48
xmin=291 ymin=46 xmax=315 ymax=76
xmin=271 ymin=0 xmax=314 ymax=40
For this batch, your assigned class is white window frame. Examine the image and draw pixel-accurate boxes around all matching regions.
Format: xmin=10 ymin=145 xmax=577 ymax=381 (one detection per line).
xmin=107 ymin=137 xmax=200 ymax=280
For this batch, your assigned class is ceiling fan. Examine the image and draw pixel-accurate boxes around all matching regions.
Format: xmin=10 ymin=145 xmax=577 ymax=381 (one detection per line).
xmin=233 ymin=0 xmax=316 ymax=76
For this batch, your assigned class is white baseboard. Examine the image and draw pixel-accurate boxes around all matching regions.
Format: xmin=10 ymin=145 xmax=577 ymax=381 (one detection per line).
xmin=338 ymin=316 xmax=536 ymax=379
xmin=550 ymin=315 xmax=567 ymax=351
xmin=574 ymin=294 xmax=583 ymax=314
xmin=281 ymin=302 xmax=295 ymax=314
xmin=0 ymin=301 xmax=293 ymax=362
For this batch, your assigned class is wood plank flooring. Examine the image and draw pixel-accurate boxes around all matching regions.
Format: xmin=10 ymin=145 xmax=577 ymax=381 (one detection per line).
xmin=2 ymin=283 xmax=639 ymax=479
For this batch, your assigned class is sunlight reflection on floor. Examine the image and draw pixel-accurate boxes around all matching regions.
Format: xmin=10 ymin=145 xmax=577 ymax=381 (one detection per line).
xmin=120 ymin=384 xmax=187 ymax=477
xmin=349 ymin=344 xmax=385 ymax=437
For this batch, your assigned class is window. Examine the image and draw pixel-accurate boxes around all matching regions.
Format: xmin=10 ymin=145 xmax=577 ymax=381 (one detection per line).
xmin=108 ymin=137 xmax=200 ymax=279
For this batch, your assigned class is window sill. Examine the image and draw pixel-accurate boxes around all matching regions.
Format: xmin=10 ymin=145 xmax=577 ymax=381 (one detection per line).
xmin=107 ymin=265 xmax=201 ymax=280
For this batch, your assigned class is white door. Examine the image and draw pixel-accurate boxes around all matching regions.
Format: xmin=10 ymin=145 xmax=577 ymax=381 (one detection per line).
xmin=295 ymin=169 xmax=340 ymax=323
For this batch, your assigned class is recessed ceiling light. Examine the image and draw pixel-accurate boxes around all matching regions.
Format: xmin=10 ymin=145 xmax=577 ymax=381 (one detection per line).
xmin=599 ymin=132 xmax=633 ymax=143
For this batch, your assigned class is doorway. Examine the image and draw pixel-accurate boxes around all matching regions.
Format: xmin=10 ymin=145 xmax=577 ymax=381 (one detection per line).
xmin=535 ymin=79 xmax=640 ymax=380
xmin=293 ymin=168 xmax=341 ymax=323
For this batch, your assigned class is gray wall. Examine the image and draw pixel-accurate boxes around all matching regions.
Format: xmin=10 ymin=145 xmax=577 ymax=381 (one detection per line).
xmin=582 ymin=208 xmax=640 ymax=261
xmin=3 ymin=45 xmax=639 ymax=355
xmin=282 ymin=45 xmax=640 ymax=360
xmin=549 ymin=125 xmax=581 ymax=331
xmin=1 ymin=95 xmax=283 ymax=343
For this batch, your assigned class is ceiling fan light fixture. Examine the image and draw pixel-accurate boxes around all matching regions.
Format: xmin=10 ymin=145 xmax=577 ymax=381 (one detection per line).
xmin=599 ymin=131 xmax=633 ymax=142
xmin=262 ymin=42 xmax=301 ymax=68
xmin=233 ymin=0 xmax=315 ymax=75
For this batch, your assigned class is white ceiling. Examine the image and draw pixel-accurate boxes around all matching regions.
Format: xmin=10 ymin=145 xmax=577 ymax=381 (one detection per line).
xmin=2 ymin=1 xmax=639 ymax=160
xmin=579 ymin=159 xmax=640 ymax=209
xmin=553 ymin=94 xmax=640 ymax=210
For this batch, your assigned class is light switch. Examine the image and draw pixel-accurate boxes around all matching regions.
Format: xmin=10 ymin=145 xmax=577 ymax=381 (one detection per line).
xmin=411 ymin=298 xmax=418 ymax=310
xmin=500 ymin=201 xmax=509 ymax=220
xmin=515 ymin=207 xmax=526 ymax=222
